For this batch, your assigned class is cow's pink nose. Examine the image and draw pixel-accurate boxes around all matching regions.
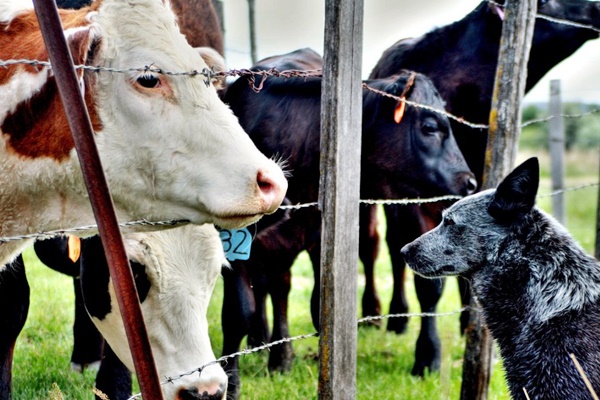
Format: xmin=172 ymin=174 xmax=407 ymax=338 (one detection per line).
xmin=257 ymin=168 xmax=287 ymax=214
xmin=177 ymin=382 xmax=225 ymax=400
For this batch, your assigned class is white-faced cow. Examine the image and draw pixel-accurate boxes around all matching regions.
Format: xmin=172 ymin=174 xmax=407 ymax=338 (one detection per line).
xmin=364 ymin=0 xmax=600 ymax=376
xmin=0 ymin=0 xmax=287 ymax=397
xmin=0 ymin=0 xmax=287 ymax=267
xmin=220 ymin=48 xmax=476 ymax=399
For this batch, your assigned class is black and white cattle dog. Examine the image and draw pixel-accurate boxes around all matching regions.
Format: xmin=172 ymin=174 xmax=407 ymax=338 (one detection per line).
xmin=401 ymin=157 xmax=600 ymax=399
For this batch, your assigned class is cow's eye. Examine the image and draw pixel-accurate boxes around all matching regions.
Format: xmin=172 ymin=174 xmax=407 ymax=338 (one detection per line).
xmin=422 ymin=119 xmax=439 ymax=135
xmin=538 ymin=0 xmax=549 ymax=6
xmin=136 ymin=73 xmax=161 ymax=89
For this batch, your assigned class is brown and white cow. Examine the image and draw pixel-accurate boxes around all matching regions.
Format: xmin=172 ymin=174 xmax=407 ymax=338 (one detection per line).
xmin=0 ymin=0 xmax=288 ymax=267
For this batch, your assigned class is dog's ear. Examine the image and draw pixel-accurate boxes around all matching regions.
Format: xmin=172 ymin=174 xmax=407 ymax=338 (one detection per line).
xmin=488 ymin=157 xmax=539 ymax=224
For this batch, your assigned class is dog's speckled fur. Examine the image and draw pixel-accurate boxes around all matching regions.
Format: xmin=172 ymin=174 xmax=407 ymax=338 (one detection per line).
xmin=402 ymin=158 xmax=600 ymax=399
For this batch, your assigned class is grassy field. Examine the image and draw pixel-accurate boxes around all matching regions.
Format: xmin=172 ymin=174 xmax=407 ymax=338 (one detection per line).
xmin=10 ymin=149 xmax=599 ymax=399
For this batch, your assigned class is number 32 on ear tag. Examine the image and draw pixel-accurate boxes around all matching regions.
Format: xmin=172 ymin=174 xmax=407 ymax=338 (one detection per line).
xmin=219 ymin=228 xmax=252 ymax=261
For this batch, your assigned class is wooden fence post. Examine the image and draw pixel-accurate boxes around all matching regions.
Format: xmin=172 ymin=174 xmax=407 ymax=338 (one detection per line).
xmin=318 ymin=0 xmax=363 ymax=399
xmin=549 ymin=79 xmax=566 ymax=225
xmin=461 ymin=1 xmax=536 ymax=399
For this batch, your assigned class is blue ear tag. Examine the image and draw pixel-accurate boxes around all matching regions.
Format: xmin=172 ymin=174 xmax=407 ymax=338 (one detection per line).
xmin=219 ymin=228 xmax=252 ymax=261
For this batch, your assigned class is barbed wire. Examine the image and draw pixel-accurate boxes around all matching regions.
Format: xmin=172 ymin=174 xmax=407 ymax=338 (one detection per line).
xmin=0 ymin=184 xmax=597 ymax=244
xmin=521 ymin=108 xmax=600 ymax=128
xmin=127 ymin=307 xmax=470 ymax=399
xmin=4 ymin=57 xmax=598 ymax=135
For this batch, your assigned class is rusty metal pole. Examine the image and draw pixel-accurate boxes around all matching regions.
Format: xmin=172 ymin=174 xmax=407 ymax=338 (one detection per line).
xmin=32 ymin=1 xmax=164 ymax=398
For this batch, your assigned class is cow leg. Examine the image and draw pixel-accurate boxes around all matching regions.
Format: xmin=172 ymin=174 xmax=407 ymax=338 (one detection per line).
xmin=384 ymin=204 xmax=413 ymax=334
xmin=72 ymin=276 xmax=104 ymax=371
xmin=246 ymin=267 xmax=269 ymax=348
xmin=94 ymin=343 xmax=132 ymax=400
xmin=266 ymin=269 xmax=293 ymax=373
xmin=0 ymin=255 xmax=29 ymax=400
xmin=34 ymin=238 xmax=104 ymax=371
xmin=411 ymin=274 xmax=444 ymax=376
xmin=359 ymin=204 xmax=381 ymax=325
xmin=221 ymin=262 xmax=255 ymax=400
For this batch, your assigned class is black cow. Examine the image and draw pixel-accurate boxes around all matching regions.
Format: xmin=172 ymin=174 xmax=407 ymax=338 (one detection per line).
xmin=221 ymin=47 xmax=476 ymax=399
xmin=361 ymin=0 xmax=600 ymax=375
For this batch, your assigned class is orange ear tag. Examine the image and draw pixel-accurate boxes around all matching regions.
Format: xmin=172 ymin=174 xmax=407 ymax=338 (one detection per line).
xmin=68 ymin=235 xmax=81 ymax=263
xmin=394 ymin=99 xmax=406 ymax=124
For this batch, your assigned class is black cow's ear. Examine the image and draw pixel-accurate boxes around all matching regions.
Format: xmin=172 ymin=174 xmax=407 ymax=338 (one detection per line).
xmin=488 ymin=157 xmax=539 ymax=224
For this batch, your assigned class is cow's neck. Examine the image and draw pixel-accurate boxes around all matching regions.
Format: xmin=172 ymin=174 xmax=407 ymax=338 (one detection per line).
xmin=0 ymin=146 xmax=95 ymax=265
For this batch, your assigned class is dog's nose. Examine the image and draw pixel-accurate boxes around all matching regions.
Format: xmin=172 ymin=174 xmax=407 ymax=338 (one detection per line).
xmin=400 ymin=243 xmax=412 ymax=262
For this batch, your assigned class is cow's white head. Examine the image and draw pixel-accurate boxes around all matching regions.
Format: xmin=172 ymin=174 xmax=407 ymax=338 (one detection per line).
xmin=89 ymin=0 xmax=287 ymax=229
xmin=81 ymin=225 xmax=228 ymax=399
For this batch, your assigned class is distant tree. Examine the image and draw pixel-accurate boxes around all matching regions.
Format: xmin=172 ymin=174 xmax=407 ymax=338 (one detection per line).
xmin=563 ymin=102 xmax=582 ymax=151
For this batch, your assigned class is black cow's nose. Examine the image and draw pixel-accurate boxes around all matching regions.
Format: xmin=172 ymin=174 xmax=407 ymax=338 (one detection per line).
xmin=464 ymin=174 xmax=478 ymax=195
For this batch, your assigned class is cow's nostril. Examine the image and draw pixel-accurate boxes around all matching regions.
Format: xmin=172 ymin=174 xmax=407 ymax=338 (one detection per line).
xmin=257 ymin=168 xmax=288 ymax=213
xmin=177 ymin=386 xmax=225 ymax=400
xmin=465 ymin=175 xmax=478 ymax=195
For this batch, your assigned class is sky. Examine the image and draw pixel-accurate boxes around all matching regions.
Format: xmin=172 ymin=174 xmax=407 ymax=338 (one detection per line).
xmin=220 ymin=0 xmax=600 ymax=104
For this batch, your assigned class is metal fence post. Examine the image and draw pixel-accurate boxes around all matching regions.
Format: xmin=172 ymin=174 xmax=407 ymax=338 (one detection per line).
xmin=32 ymin=1 xmax=163 ymax=398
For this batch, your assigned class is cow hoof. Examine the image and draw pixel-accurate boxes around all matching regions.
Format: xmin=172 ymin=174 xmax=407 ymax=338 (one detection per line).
xmin=386 ymin=316 xmax=408 ymax=334
xmin=70 ymin=360 xmax=101 ymax=373
xmin=267 ymin=342 xmax=294 ymax=373
xmin=411 ymin=334 xmax=441 ymax=376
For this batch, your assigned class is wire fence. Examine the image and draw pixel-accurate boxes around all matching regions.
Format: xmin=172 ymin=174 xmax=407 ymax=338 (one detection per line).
xmin=2 ymin=2 xmax=600 ymax=399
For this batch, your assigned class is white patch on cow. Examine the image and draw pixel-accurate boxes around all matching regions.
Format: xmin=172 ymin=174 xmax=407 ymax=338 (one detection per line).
xmin=91 ymin=224 xmax=228 ymax=398
xmin=0 ymin=67 xmax=50 ymax=125
xmin=527 ymin=210 xmax=600 ymax=322
xmin=0 ymin=0 xmax=33 ymax=23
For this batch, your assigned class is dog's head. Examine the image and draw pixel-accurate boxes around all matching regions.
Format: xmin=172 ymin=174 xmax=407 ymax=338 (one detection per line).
xmin=401 ymin=158 xmax=539 ymax=278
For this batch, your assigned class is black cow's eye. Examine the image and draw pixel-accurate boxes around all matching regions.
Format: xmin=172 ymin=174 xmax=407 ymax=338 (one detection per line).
xmin=538 ymin=0 xmax=549 ymax=6
xmin=422 ymin=119 xmax=439 ymax=135
xmin=136 ymin=74 xmax=160 ymax=89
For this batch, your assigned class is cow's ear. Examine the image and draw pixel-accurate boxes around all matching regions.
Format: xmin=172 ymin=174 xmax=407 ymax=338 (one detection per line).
xmin=196 ymin=47 xmax=226 ymax=89
xmin=66 ymin=25 xmax=101 ymax=80
xmin=488 ymin=157 xmax=539 ymax=224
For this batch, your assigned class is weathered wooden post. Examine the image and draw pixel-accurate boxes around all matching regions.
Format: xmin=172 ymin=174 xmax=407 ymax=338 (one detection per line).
xmin=318 ymin=0 xmax=363 ymax=398
xmin=549 ymin=79 xmax=566 ymax=225
xmin=461 ymin=1 xmax=536 ymax=399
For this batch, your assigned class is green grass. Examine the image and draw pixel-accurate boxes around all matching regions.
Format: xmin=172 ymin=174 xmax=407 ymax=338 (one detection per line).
xmin=10 ymin=149 xmax=599 ymax=399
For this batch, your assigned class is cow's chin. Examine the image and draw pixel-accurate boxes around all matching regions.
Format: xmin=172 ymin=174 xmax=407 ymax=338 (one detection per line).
xmin=212 ymin=213 xmax=263 ymax=230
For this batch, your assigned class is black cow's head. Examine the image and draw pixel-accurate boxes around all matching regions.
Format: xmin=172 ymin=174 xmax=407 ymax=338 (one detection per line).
xmin=361 ymin=70 xmax=477 ymax=199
